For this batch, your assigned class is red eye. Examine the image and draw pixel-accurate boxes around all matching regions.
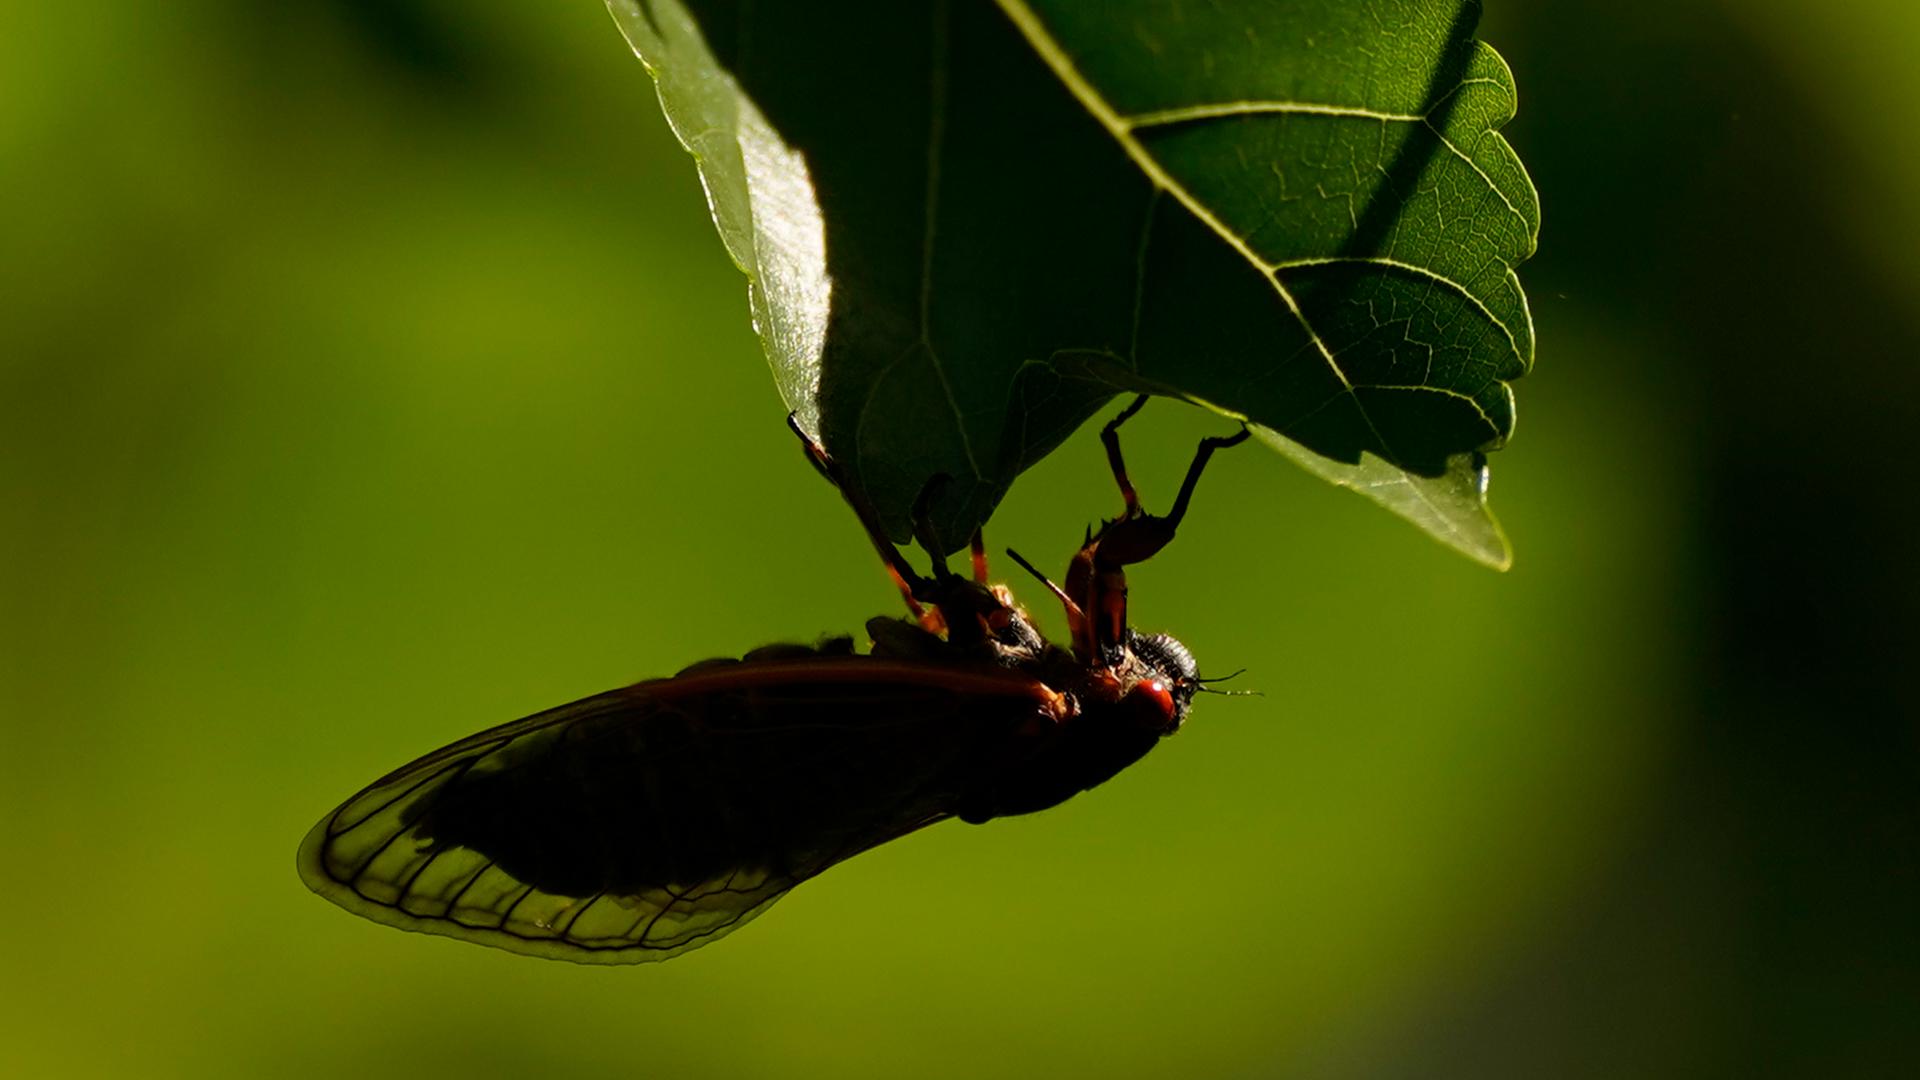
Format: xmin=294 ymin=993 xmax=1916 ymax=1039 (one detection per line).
xmin=1122 ymin=678 xmax=1178 ymax=730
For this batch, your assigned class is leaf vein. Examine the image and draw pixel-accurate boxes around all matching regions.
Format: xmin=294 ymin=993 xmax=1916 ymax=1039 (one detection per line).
xmin=1269 ymin=255 xmax=1522 ymax=370
xmin=998 ymin=0 xmax=1400 ymax=461
xmin=917 ymin=0 xmax=983 ymax=479
xmin=1120 ymin=97 xmax=1530 ymax=233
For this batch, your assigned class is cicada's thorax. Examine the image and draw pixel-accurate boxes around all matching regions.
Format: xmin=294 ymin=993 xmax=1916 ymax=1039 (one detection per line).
xmin=868 ymin=574 xmax=1200 ymax=826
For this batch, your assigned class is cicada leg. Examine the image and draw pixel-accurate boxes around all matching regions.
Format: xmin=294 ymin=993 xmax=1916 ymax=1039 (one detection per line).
xmin=1078 ymin=397 xmax=1250 ymax=662
xmin=1100 ymin=394 xmax=1150 ymax=519
xmin=1160 ymin=425 xmax=1254 ymax=537
xmin=908 ymin=473 xmax=957 ymax=583
xmin=787 ymin=413 xmax=941 ymax=628
xmin=1096 ymin=393 xmax=1252 ymax=536
xmin=909 ymin=474 xmax=1022 ymax=649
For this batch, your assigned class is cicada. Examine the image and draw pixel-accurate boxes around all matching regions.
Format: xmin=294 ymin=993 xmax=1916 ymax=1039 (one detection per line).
xmin=297 ymin=398 xmax=1247 ymax=963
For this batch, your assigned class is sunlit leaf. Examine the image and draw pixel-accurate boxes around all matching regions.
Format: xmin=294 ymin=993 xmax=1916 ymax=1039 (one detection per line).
xmin=607 ymin=0 xmax=1537 ymax=567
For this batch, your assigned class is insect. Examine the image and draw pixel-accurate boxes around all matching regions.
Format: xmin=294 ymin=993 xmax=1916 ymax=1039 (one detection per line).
xmin=297 ymin=397 xmax=1248 ymax=963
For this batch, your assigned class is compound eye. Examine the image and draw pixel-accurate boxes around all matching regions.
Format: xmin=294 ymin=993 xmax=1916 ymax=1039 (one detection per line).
xmin=1121 ymin=678 xmax=1179 ymax=731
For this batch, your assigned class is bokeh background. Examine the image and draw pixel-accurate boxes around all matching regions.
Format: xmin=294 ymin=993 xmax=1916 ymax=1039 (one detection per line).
xmin=5 ymin=1 xmax=1916 ymax=1076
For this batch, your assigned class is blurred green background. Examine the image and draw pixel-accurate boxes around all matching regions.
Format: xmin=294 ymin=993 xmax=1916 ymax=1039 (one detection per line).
xmin=4 ymin=2 xmax=1916 ymax=1076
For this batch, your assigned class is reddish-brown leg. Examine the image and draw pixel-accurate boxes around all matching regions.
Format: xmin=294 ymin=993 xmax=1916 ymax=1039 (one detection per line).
xmin=788 ymin=413 xmax=937 ymax=622
xmin=1162 ymin=427 xmax=1252 ymax=533
xmin=1100 ymin=394 xmax=1150 ymax=518
xmin=1084 ymin=399 xmax=1250 ymax=661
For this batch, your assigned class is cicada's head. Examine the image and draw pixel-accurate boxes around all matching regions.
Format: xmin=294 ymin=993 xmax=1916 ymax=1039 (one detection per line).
xmin=1113 ymin=630 xmax=1200 ymax=735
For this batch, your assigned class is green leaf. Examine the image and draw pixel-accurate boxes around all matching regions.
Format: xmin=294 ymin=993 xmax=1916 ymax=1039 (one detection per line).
xmin=607 ymin=0 xmax=1537 ymax=568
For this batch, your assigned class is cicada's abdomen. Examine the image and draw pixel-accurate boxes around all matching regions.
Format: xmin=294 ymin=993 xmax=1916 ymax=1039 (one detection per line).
xmin=404 ymin=666 xmax=1045 ymax=896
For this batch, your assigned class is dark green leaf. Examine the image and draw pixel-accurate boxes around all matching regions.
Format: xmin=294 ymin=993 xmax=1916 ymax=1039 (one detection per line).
xmin=608 ymin=0 xmax=1537 ymax=567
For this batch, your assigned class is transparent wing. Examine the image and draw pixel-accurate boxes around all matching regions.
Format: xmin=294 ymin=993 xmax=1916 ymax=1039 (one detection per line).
xmin=297 ymin=658 xmax=1051 ymax=963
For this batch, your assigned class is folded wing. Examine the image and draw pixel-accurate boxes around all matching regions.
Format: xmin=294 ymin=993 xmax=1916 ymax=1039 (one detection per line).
xmin=297 ymin=657 xmax=1052 ymax=963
